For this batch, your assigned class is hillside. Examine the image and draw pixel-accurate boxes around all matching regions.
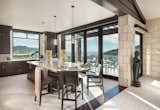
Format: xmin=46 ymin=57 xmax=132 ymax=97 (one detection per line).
xmin=13 ymin=46 xmax=38 ymax=55
xmin=104 ymin=49 xmax=118 ymax=56
xmin=104 ymin=45 xmax=140 ymax=55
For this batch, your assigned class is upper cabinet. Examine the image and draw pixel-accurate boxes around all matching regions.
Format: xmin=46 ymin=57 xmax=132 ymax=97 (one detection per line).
xmin=0 ymin=25 xmax=12 ymax=54
xmin=45 ymin=32 xmax=58 ymax=57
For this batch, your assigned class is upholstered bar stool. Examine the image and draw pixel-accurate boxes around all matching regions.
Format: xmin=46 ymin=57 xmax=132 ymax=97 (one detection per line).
xmin=48 ymin=71 xmax=61 ymax=99
xmin=61 ymin=71 xmax=83 ymax=110
xmin=34 ymin=67 xmax=53 ymax=106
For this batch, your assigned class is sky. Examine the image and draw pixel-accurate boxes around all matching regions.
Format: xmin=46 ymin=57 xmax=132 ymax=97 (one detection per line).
xmin=13 ymin=38 xmax=39 ymax=48
xmin=13 ymin=32 xmax=140 ymax=53
xmin=13 ymin=32 xmax=39 ymax=48
xmin=65 ymin=34 xmax=119 ymax=55
xmin=87 ymin=34 xmax=119 ymax=52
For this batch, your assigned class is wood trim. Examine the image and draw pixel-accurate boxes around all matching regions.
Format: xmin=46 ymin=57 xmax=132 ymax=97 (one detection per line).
xmin=132 ymin=0 xmax=146 ymax=24
xmin=92 ymin=0 xmax=146 ymax=24
xmin=57 ymin=16 xmax=118 ymax=35
xmin=61 ymin=35 xmax=65 ymax=49
xmin=71 ymin=34 xmax=75 ymax=62
xmin=134 ymin=24 xmax=148 ymax=32
xmin=84 ymin=31 xmax=87 ymax=64
xmin=0 ymin=25 xmax=12 ymax=54
xmin=135 ymin=31 xmax=143 ymax=77
xmin=71 ymin=43 xmax=75 ymax=62
xmin=98 ymin=27 xmax=103 ymax=64
xmin=86 ymin=28 xmax=118 ymax=38
xmin=13 ymin=29 xmax=42 ymax=34
xmin=103 ymin=75 xmax=118 ymax=80
xmin=140 ymin=33 xmax=143 ymax=77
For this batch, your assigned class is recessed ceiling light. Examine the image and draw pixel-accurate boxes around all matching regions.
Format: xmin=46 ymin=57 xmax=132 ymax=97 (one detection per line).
xmin=41 ymin=21 xmax=45 ymax=25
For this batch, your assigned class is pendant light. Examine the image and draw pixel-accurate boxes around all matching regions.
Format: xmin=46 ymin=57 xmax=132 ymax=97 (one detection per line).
xmin=71 ymin=5 xmax=75 ymax=44
xmin=53 ymin=15 xmax=58 ymax=45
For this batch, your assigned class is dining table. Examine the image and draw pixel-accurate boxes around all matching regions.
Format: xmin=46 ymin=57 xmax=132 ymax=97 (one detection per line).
xmin=27 ymin=60 xmax=90 ymax=101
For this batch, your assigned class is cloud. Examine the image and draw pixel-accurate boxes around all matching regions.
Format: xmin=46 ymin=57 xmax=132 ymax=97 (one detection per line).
xmin=103 ymin=34 xmax=118 ymax=44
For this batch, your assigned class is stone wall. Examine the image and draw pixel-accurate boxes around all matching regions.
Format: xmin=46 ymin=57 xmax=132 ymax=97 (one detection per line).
xmin=118 ymin=15 xmax=146 ymax=87
xmin=143 ymin=18 xmax=160 ymax=78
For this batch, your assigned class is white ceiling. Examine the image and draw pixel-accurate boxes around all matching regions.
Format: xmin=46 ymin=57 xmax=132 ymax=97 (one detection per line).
xmin=0 ymin=0 xmax=114 ymax=32
xmin=137 ymin=0 xmax=160 ymax=20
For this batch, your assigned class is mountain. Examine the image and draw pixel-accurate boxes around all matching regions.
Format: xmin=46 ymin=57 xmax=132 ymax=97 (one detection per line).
xmin=13 ymin=46 xmax=38 ymax=55
xmin=104 ymin=49 xmax=118 ymax=56
xmin=104 ymin=45 xmax=140 ymax=55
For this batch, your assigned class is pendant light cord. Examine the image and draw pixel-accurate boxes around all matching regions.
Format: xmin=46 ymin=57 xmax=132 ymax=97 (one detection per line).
xmin=54 ymin=15 xmax=56 ymax=32
xmin=71 ymin=5 xmax=75 ymax=28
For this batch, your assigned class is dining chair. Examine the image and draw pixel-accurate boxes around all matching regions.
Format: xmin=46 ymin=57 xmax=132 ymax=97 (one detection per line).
xmin=86 ymin=64 xmax=104 ymax=95
xmin=61 ymin=71 xmax=83 ymax=110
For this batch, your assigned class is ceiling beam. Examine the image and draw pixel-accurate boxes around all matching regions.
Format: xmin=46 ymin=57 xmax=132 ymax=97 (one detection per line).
xmin=92 ymin=0 xmax=146 ymax=24
xmin=57 ymin=15 xmax=118 ymax=35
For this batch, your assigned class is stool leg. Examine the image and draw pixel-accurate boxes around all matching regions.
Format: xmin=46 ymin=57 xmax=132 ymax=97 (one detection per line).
xmin=87 ymin=77 xmax=89 ymax=95
xmin=57 ymin=80 xmax=60 ymax=99
xmin=75 ymin=88 xmax=77 ymax=109
xmin=39 ymin=84 xmax=42 ymax=106
xmin=81 ymin=79 xmax=83 ymax=100
xmin=34 ymin=95 xmax=37 ymax=101
xmin=61 ymin=86 xmax=64 ymax=110
xmin=39 ymin=93 xmax=42 ymax=106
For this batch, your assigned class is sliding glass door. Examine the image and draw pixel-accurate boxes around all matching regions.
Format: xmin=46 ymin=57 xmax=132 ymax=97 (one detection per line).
xmin=87 ymin=29 xmax=98 ymax=71
xmin=65 ymin=35 xmax=72 ymax=62
xmin=75 ymin=32 xmax=84 ymax=64
xmin=103 ymin=34 xmax=118 ymax=77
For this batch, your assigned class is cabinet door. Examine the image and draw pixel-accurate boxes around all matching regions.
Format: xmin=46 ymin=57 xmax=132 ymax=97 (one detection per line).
xmin=5 ymin=62 xmax=16 ymax=75
xmin=0 ymin=63 xmax=7 ymax=76
xmin=0 ymin=63 xmax=2 ymax=74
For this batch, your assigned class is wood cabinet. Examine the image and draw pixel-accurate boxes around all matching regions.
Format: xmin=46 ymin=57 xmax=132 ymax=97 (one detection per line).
xmin=45 ymin=32 xmax=57 ymax=57
xmin=0 ymin=61 xmax=29 ymax=77
xmin=27 ymin=64 xmax=36 ymax=82
xmin=0 ymin=25 xmax=12 ymax=54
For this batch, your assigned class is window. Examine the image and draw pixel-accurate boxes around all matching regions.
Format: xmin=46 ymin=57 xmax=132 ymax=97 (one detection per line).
xmin=87 ymin=29 xmax=99 ymax=70
xmin=135 ymin=34 xmax=141 ymax=58
xmin=75 ymin=32 xmax=84 ymax=63
xmin=103 ymin=33 xmax=118 ymax=77
xmin=135 ymin=33 xmax=143 ymax=76
xmin=65 ymin=34 xmax=72 ymax=62
xmin=12 ymin=31 xmax=40 ymax=60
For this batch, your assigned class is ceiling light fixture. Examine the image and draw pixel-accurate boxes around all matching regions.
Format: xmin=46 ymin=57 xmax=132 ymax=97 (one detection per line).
xmin=71 ymin=5 xmax=75 ymax=44
xmin=53 ymin=15 xmax=58 ymax=45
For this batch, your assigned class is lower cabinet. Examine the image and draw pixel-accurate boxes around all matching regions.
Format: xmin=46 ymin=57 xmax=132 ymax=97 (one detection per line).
xmin=0 ymin=61 xmax=29 ymax=77
xmin=27 ymin=64 xmax=36 ymax=82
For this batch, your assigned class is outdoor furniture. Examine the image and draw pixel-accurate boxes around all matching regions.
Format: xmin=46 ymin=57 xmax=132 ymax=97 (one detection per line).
xmin=86 ymin=64 xmax=104 ymax=95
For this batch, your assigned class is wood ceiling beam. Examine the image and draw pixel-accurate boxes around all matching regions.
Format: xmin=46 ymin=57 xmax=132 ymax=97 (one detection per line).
xmin=92 ymin=0 xmax=146 ymax=24
xmin=57 ymin=15 xmax=118 ymax=35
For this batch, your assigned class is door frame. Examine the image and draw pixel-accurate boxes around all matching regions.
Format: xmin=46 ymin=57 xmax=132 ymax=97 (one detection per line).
xmin=135 ymin=31 xmax=143 ymax=77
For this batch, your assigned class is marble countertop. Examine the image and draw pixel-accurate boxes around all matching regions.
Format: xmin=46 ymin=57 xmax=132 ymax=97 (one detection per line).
xmin=27 ymin=61 xmax=89 ymax=73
